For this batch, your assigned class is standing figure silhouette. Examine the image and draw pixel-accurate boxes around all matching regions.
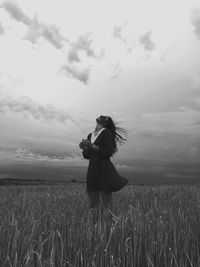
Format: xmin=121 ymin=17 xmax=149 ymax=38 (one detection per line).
xmin=79 ymin=115 xmax=129 ymax=223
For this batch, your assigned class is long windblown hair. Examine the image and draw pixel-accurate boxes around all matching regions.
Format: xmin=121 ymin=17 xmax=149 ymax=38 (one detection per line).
xmin=97 ymin=115 xmax=128 ymax=156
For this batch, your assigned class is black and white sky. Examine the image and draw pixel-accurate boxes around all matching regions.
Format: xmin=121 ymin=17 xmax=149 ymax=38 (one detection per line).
xmin=0 ymin=0 xmax=200 ymax=172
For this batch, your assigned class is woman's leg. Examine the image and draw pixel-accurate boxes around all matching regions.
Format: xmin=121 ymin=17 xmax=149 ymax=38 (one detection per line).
xmin=88 ymin=191 xmax=100 ymax=224
xmin=100 ymin=191 xmax=113 ymax=238
xmin=100 ymin=191 xmax=112 ymax=209
xmin=88 ymin=190 xmax=100 ymax=209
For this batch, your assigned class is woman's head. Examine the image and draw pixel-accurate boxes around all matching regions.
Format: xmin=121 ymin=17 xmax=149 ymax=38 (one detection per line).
xmin=96 ymin=115 xmax=110 ymax=128
xmin=96 ymin=115 xmax=128 ymax=156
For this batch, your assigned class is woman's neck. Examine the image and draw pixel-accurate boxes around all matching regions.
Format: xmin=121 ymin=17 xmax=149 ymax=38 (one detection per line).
xmin=94 ymin=127 xmax=104 ymax=133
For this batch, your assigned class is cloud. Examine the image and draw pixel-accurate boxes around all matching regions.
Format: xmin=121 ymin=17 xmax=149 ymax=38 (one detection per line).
xmin=115 ymin=164 xmax=133 ymax=170
xmin=108 ymin=62 xmax=122 ymax=80
xmin=2 ymin=2 xmax=96 ymax=82
xmin=24 ymin=15 xmax=65 ymax=49
xmin=2 ymin=1 xmax=65 ymax=49
xmin=68 ymin=33 xmax=96 ymax=63
xmin=0 ymin=94 xmax=77 ymax=125
xmin=160 ymin=49 xmax=169 ymax=62
xmin=139 ymin=31 xmax=155 ymax=51
xmin=2 ymin=2 xmax=101 ymax=83
xmin=191 ymin=9 xmax=200 ymax=40
xmin=2 ymin=0 xmax=31 ymax=25
xmin=63 ymin=33 xmax=105 ymax=83
xmin=26 ymin=20 xmax=66 ymax=49
xmin=113 ymin=25 xmax=125 ymax=42
xmin=0 ymin=22 xmax=4 ymax=35
xmin=62 ymin=64 xmax=90 ymax=84
xmin=40 ymin=22 xmax=65 ymax=49
xmin=113 ymin=23 xmax=132 ymax=53
xmin=24 ymin=15 xmax=41 ymax=44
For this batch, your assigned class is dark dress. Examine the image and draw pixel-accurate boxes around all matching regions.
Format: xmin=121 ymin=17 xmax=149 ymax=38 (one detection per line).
xmin=82 ymin=128 xmax=129 ymax=193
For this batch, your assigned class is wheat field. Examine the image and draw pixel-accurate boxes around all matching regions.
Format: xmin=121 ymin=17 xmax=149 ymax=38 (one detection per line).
xmin=0 ymin=183 xmax=200 ymax=266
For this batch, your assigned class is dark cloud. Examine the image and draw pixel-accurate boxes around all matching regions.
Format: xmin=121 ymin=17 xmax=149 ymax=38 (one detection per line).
xmin=2 ymin=1 xmax=65 ymax=49
xmin=134 ymin=77 xmax=200 ymax=114
xmin=0 ymin=139 xmax=75 ymax=159
xmin=68 ymin=33 xmax=95 ymax=63
xmin=191 ymin=9 xmax=200 ymax=40
xmin=138 ymin=130 xmax=192 ymax=138
xmin=2 ymin=0 xmax=31 ymax=25
xmin=62 ymin=64 xmax=90 ymax=84
xmin=0 ymin=147 xmax=86 ymax=167
xmin=14 ymin=147 xmax=77 ymax=161
xmin=139 ymin=31 xmax=155 ymax=51
xmin=0 ymin=95 xmax=77 ymax=125
xmin=0 ymin=108 xmax=88 ymax=165
xmin=129 ymin=126 xmax=200 ymax=163
xmin=190 ymin=97 xmax=200 ymax=111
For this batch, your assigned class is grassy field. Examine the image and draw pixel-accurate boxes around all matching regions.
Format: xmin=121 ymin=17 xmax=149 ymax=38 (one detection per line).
xmin=0 ymin=184 xmax=200 ymax=267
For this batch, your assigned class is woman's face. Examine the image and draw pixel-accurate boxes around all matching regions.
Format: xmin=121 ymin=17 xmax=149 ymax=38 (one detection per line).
xmin=96 ymin=115 xmax=109 ymax=124
xmin=95 ymin=120 xmax=103 ymax=131
xmin=95 ymin=115 xmax=109 ymax=130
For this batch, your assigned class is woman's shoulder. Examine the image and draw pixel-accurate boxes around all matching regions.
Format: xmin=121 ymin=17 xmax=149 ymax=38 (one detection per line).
xmin=101 ymin=128 xmax=113 ymax=139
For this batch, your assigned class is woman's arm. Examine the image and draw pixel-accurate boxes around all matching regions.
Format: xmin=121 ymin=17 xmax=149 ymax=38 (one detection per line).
xmin=81 ymin=133 xmax=92 ymax=159
xmin=82 ymin=148 xmax=91 ymax=159
xmin=79 ymin=134 xmax=91 ymax=149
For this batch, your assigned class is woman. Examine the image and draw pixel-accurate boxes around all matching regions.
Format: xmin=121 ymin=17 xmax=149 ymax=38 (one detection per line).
xmin=79 ymin=115 xmax=129 ymax=218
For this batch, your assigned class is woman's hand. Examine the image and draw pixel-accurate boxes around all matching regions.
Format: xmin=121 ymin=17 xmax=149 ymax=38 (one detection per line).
xmin=79 ymin=139 xmax=100 ymax=151
xmin=79 ymin=139 xmax=92 ymax=150
xmin=79 ymin=139 xmax=87 ymax=149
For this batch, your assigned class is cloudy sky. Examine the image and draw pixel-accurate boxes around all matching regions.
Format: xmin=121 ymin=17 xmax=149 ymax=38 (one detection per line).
xmin=0 ymin=0 xmax=200 ymax=174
